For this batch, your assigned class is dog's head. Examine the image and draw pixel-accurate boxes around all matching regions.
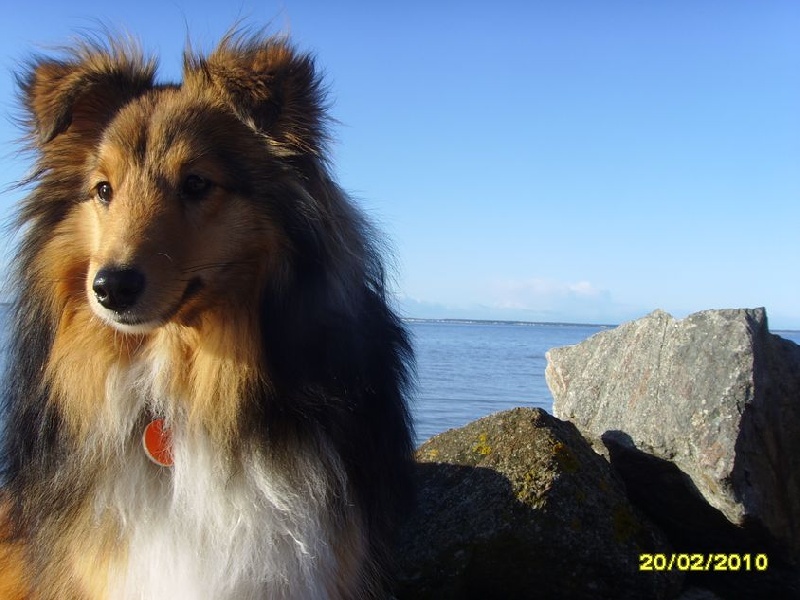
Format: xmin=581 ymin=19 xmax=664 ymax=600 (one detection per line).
xmin=21 ymin=35 xmax=359 ymax=333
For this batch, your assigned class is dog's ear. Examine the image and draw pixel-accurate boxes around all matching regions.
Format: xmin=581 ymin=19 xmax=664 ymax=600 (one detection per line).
xmin=185 ymin=35 xmax=327 ymax=156
xmin=21 ymin=43 xmax=155 ymax=146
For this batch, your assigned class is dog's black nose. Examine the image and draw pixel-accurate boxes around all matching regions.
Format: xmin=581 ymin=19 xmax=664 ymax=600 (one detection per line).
xmin=92 ymin=267 xmax=145 ymax=311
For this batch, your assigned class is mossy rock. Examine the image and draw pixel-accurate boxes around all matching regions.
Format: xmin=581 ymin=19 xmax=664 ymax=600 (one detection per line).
xmin=393 ymin=407 xmax=681 ymax=599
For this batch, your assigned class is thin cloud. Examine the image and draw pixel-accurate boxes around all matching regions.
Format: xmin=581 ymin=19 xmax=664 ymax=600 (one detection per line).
xmin=489 ymin=278 xmax=609 ymax=310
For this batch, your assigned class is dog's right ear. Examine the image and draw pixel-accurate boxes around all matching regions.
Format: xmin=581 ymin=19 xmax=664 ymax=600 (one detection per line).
xmin=21 ymin=42 xmax=155 ymax=146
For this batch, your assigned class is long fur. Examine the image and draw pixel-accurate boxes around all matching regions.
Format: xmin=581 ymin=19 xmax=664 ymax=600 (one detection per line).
xmin=0 ymin=32 xmax=414 ymax=599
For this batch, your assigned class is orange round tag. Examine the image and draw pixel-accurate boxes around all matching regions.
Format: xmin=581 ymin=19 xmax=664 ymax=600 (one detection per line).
xmin=142 ymin=418 xmax=174 ymax=467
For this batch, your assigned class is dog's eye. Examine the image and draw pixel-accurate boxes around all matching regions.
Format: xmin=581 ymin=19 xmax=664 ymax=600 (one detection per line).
xmin=181 ymin=175 xmax=211 ymax=200
xmin=95 ymin=182 xmax=113 ymax=204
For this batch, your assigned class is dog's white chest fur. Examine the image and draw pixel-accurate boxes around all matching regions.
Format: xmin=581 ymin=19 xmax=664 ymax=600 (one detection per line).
xmin=98 ymin=360 xmax=344 ymax=600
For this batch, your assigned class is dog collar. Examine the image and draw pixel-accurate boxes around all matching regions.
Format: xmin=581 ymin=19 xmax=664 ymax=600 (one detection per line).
xmin=142 ymin=418 xmax=174 ymax=467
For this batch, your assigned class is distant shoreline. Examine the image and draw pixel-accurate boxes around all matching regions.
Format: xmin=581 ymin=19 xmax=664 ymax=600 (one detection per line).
xmin=403 ymin=316 xmax=800 ymax=337
xmin=403 ymin=317 xmax=617 ymax=329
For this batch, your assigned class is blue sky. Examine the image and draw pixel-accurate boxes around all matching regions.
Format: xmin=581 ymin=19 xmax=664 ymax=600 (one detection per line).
xmin=0 ymin=1 xmax=798 ymax=328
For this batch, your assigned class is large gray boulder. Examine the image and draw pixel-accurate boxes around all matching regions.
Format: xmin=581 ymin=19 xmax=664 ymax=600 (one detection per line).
xmin=394 ymin=407 xmax=680 ymax=599
xmin=546 ymin=308 xmax=800 ymax=594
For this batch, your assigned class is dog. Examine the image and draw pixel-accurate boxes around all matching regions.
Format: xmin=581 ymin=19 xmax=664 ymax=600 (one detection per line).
xmin=0 ymin=31 xmax=414 ymax=599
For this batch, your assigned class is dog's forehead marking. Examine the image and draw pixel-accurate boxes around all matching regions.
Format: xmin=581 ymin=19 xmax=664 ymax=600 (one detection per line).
xmin=100 ymin=90 xmax=220 ymax=180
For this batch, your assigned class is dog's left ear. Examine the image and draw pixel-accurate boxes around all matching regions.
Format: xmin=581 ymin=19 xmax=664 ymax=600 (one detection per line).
xmin=22 ymin=43 xmax=155 ymax=146
xmin=185 ymin=35 xmax=327 ymax=156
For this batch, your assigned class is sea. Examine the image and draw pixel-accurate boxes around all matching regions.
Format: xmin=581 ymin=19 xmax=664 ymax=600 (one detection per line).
xmin=407 ymin=319 xmax=611 ymax=444
xmin=0 ymin=306 xmax=798 ymax=447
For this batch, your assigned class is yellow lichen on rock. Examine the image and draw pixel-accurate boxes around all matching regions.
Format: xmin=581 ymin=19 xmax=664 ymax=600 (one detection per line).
xmin=473 ymin=433 xmax=492 ymax=456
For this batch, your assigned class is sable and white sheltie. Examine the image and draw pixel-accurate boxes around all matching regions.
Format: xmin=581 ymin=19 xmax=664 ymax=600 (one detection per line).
xmin=0 ymin=32 xmax=414 ymax=599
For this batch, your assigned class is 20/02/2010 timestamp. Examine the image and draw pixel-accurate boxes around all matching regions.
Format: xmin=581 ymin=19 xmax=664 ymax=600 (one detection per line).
xmin=639 ymin=553 xmax=768 ymax=572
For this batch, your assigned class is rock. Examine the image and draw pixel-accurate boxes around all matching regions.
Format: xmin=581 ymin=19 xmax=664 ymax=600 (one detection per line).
xmin=394 ymin=407 xmax=680 ymax=599
xmin=547 ymin=308 xmax=800 ymax=597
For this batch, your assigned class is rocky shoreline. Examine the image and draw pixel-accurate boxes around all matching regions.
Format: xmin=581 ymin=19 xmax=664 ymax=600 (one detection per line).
xmin=394 ymin=308 xmax=800 ymax=599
